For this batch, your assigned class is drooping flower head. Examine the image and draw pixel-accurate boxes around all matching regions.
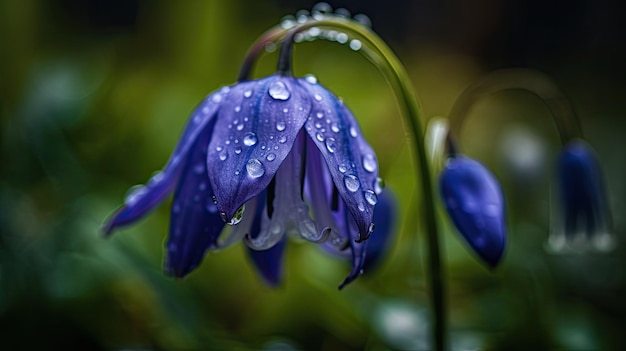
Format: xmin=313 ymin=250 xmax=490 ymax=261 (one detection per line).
xmin=439 ymin=156 xmax=506 ymax=268
xmin=104 ymin=55 xmax=386 ymax=287
xmin=549 ymin=140 xmax=614 ymax=251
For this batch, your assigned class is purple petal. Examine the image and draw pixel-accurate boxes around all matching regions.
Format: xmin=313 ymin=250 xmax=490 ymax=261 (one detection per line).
xmin=246 ymin=190 xmax=286 ymax=287
xmin=440 ymin=157 xmax=506 ymax=268
xmin=165 ymin=122 xmax=225 ymax=278
xmin=103 ymin=89 xmax=223 ymax=235
xmin=363 ymin=189 xmax=396 ymax=272
xmin=337 ymin=198 xmax=367 ymax=290
xmin=297 ymin=78 xmax=379 ymax=242
xmin=206 ymin=75 xmax=311 ymax=222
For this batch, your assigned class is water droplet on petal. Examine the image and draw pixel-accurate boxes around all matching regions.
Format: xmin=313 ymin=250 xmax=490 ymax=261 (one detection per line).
xmin=266 ymin=153 xmax=276 ymax=161
xmin=316 ymin=112 xmax=324 ymax=119
xmin=236 ymin=123 xmax=244 ymax=131
xmin=124 ymin=185 xmax=147 ymax=206
xmin=219 ymin=152 xmax=228 ymax=161
xmin=336 ymin=32 xmax=349 ymax=44
xmin=278 ymin=136 xmax=287 ymax=144
xmin=244 ymin=90 xmax=253 ymax=98
xmin=148 ymin=171 xmax=165 ymax=185
xmin=374 ymin=177 xmax=385 ymax=194
xmin=212 ymin=94 xmax=222 ymax=103
xmin=314 ymin=94 xmax=323 ymax=102
xmin=331 ymin=123 xmax=340 ymax=133
xmin=268 ymin=81 xmax=291 ymax=100
xmin=235 ymin=106 xmax=241 ymax=112
xmin=228 ymin=205 xmax=246 ymax=225
xmin=216 ymin=146 xmax=223 ymax=152
xmin=362 ymin=154 xmax=377 ymax=172
xmin=364 ymin=190 xmax=378 ymax=205
xmin=276 ymin=121 xmax=286 ymax=131
xmin=283 ymin=108 xmax=289 ymax=113
xmin=235 ymin=146 xmax=242 ymax=154
xmin=338 ymin=165 xmax=347 ymax=173
xmin=350 ymin=126 xmax=358 ymax=137
xmin=325 ymin=137 xmax=337 ymax=153
xmin=243 ymin=132 xmax=258 ymax=146
xmin=246 ymin=158 xmax=265 ymax=178
xmin=344 ymin=174 xmax=360 ymax=192
xmin=316 ymin=133 xmax=324 ymax=142
xmin=304 ymin=74 xmax=318 ymax=84
xmin=358 ymin=202 xmax=365 ymax=211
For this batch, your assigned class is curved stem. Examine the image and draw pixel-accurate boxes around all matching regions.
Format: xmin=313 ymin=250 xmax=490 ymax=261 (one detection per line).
xmin=240 ymin=16 xmax=447 ymax=351
xmin=447 ymin=68 xmax=583 ymax=145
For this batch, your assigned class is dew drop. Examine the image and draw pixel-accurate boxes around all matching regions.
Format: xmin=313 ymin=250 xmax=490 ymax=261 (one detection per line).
xmin=338 ymin=165 xmax=347 ymax=173
xmin=246 ymin=158 xmax=265 ymax=178
xmin=316 ymin=112 xmax=324 ymax=119
xmin=268 ymin=81 xmax=291 ymax=100
xmin=244 ymin=90 xmax=253 ymax=98
xmin=374 ymin=177 xmax=385 ymax=194
xmin=278 ymin=136 xmax=287 ymax=144
xmin=219 ymin=152 xmax=228 ymax=161
xmin=235 ymin=146 xmax=242 ymax=154
xmin=349 ymin=39 xmax=362 ymax=51
xmin=236 ymin=123 xmax=244 ymax=131
xmin=362 ymin=154 xmax=377 ymax=172
xmin=304 ymin=74 xmax=318 ymax=84
xmin=336 ymin=32 xmax=349 ymax=44
xmin=234 ymin=106 xmax=241 ymax=112
xmin=368 ymin=222 xmax=376 ymax=234
xmin=358 ymin=202 xmax=365 ymax=212
xmin=325 ymin=137 xmax=337 ymax=153
xmin=350 ymin=126 xmax=358 ymax=137
xmin=364 ymin=190 xmax=378 ymax=205
xmin=243 ymin=132 xmax=258 ymax=146
xmin=331 ymin=123 xmax=340 ymax=133
xmin=216 ymin=146 xmax=223 ymax=152
xmin=314 ymin=94 xmax=323 ymax=102
xmin=266 ymin=153 xmax=276 ymax=161
xmin=344 ymin=174 xmax=360 ymax=192
xmin=283 ymin=108 xmax=289 ymax=113
xmin=211 ymin=94 xmax=222 ymax=103
xmin=354 ymin=14 xmax=372 ymax=27
xmin=148 ymin=171 xmax=164 ymax=185
xmin=124 ymin=185 xmax=147 ymax=206
xmin=276 ymin=121 xmax=286 ymax=131
xmin=229 ymin=205 xmax=246 ymax=225
xmin=315 ymin=122 xmax=323 ymax=129
xmin=316 ymin=133 xmax=324 ymax=142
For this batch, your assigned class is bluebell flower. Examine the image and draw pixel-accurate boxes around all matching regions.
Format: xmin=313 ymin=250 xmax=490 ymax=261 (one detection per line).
xmin=104 ymin=73 xmax=383 ymax=288
xmin=549 ymin=140 xmax=614 ymax=251
xmin=439 ymin=156 xmax=506 ymax=267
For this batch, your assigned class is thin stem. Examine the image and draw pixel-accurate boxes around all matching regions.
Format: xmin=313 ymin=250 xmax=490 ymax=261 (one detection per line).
xmin=447 ymin=68 xmax=583 ymax=145
xmin=241 ymin=16 xmax=446 ymax=351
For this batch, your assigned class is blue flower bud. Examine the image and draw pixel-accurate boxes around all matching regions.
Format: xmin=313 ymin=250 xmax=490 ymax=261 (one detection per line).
xmin=439 ymin=157 xmax=507 ymax=267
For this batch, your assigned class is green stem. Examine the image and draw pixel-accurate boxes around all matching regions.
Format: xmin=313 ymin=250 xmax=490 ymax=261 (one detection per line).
xmin=241 ymin=16 xmax=446 ymax=350
xmin=447 ymin=68 xmax=583 ymax=145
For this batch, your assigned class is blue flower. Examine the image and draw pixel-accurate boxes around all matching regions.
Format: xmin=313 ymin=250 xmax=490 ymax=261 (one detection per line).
xmin=103 ymin=74 xmax=384 ymax=288
xmin=550 ymin=140 xmax=613 ymax=251
xmin=439 ymin=156 xmax=506 ymax=268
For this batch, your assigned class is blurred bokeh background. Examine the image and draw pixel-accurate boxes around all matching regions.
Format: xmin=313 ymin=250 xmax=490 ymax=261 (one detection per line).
xmin=1 ymin=0 xmax=625 ymax=350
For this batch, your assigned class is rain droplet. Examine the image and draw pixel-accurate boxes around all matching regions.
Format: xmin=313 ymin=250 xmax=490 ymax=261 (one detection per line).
xmin=212 ymin=94 xmax=222 ymax=103
xmin=235 ymin=106 xmax=241 ymax=112
xmin=243 ymin=132 xmax=258 ymax=146
xmin=235 ymin=146 xmax=242 ymax=154
xmin=364 ymin=190 xmax=378 ymax=205
xmin=314 ymin=94 xmax=323 ymax=102
xmin=316 ymin=133 xmax=324 ymax=142
xmin=336 ymin=32 xmax=348 ymax=44
xmin=362 ymin=154 xmax=377 ymax=172
xmin=276 ymin=121 xmax=286 ymax=131
xmin=315 ymin=122 xmax=323 ymax=129
xmin=244 ymin=90 xmax=253 ymax=98
xmin=280 ymin=15 xmax=296 ymax=29
xmin=368 ymin=223 xmax=376 ymax=234
xmin=283 ymin=108 xmax=289 ymax=113
xmin=221 ymin=86 xmax=231 ymax=94
xmin=219 ymin=152 xmax=228 ymax=161
xmin=148 ymin=171 xmax=164 ymax=185
xmin=350 ymin=126 xmax=358 ymax=137
xmin=358 ymin=202 xmax=365 ymax=211
xmin=246 ymin=158 xmax=265 ymax=178
xmin=344 ymin=174 xmax=360 ymax=192
xmin=236 ymin=123 xmax=244 ymax=131
xmin=354 ymin=14 xmax=372 ymax=27
xmin=266 ymin=153 xmax=276 ymax=161
xmin=316 ymin=112 xmax=324 ymax=119
xmin=325 ymin=137 xmax=336 ymax=153
xmin=338 ymin=165 xmax=347 ymax=173
xmin=216 ymin=146 xmax=223 ymax=152
xmin=374 ymin=177 xmax=385 ymax=194
xmin=331 ymin=123 xmax=340 ymax=133
xmin=229 ymin=205 xmax=246 ymax=225
xmin=335 ymin=8 xmax=351 ymax=17
xmin=124 ymin=185 xmax=147 ymax=206
xmin=211 ymin=195 xmax=218 ymax=204
xmin=349 ymin=39 xmax=362 ymax=51
xmin=278 ymin=136 xmax=287 ymax=144
xmin=268 ymin=81 xmax=291 ymax=100
xmin=304 ymin=74 xmax=318 ymax=84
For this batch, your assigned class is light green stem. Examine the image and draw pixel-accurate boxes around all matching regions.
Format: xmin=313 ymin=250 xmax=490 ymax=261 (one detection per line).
xmin=447 ymin=68 xmax=583 ymax=145
xmin=241 ymin=16 xmax=447 ymax=350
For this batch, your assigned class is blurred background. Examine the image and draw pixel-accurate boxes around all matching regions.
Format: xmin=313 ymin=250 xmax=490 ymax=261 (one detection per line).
xmin=1 ymin=0 xmax=625 ymax=350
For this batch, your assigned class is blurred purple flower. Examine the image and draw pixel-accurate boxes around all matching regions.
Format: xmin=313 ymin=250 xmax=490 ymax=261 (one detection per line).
xmin=551 ymin=140 xmax=613 ymax=251
xmin=439 ymin=157 xmax=506 ymax=268
xmin=103 ymin=74 xmax=384 ymax=288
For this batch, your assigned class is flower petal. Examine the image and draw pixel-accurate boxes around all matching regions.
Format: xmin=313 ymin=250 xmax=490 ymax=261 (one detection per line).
xmin=207 ymin=75 xmax=312 ymax=222
xmin=439 ymin=157 xmax=506 ymax=268
xmin=165 ymin=120 xmax=225 ymax=278
xmin=363 ymin=189 xmax=396 ymax=272
xmin=246 ymin=190 xmax=286 ymax=287
xmin=297 ymin=78 xmax=379 ymax=243
xmin=103 ymin=89 xmax=223 ymax=234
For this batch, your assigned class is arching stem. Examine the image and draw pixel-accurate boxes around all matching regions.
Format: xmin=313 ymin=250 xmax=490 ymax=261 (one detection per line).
xmin=240 ymin=16 xmax=447 ymax=351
